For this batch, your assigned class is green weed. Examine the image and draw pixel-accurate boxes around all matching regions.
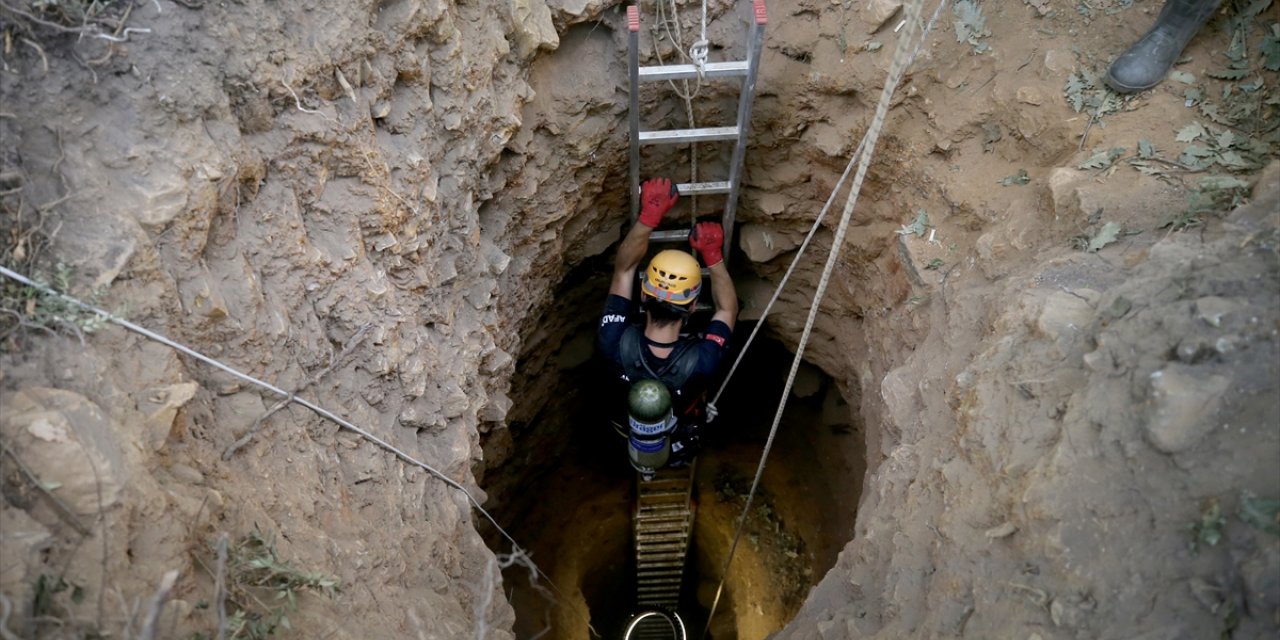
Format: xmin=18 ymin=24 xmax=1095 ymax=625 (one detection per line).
xmin=193 ymin=528 xmax=340 ymax=640
xmin=0 ymin=262 xmax=118 ymax=348
xmin=1189 ymin=499 xmax=1227 ymax=553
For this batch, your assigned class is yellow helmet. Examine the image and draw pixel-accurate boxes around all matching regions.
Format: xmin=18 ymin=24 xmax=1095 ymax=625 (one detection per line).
xmin=642 ymin=250 xmax=702 ymax=305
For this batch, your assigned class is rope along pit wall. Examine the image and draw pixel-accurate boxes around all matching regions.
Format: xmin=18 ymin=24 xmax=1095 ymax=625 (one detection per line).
xmin=697 ymin=0 xmax=944 ymax=635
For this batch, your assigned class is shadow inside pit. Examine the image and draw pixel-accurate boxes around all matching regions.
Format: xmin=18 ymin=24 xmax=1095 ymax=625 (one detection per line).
xmin=487 ymin=317 xmax=864 ymax=639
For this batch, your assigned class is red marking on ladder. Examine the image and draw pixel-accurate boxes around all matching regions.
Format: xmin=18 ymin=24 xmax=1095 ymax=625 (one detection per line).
xmin=753 ymin=0 xmax=767 ymax=25
xmin=628 ymin=5 xmax=639 ymax=32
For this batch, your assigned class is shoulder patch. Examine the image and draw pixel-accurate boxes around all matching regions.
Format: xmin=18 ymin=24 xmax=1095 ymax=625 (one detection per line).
xmin=705 ymin=333 xmax=726 ymax=347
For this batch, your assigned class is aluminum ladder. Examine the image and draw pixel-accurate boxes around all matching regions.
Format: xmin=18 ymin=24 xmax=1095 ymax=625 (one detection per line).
xmin=632 ymin=464 xmax=696 ymax=635
xmin=627 ymin=0 xmax=769 ymax=262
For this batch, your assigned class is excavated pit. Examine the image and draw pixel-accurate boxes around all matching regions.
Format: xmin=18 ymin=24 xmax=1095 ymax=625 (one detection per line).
xmin=480 ymin=252 xmax=867 ymax=639
xmin=2 ymin=0 xmax=1279 ymax=638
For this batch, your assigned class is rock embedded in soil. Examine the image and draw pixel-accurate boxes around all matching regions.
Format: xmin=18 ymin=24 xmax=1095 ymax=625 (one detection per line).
xmin=859 ymin=0 xmax=903 ymax=33
xmin=1144 ymin=364 xmax=1232 ymax=454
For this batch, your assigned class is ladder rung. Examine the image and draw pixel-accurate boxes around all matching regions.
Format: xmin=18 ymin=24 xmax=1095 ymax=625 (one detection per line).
xmin=638 ymin=126 xmax=739 ymax=145
xmin=637 ymin=542 xmax=687 ymax=553
xmin=632 ymin=512 xmax=686 ymax=522
xmin=637 ymin=529 xmax=691 ymax=540
xmin=638 ymin=576 xmax=683 ymax=584
xmin=639 ymin=496 xmax=687 ymax=506
xmin=637 ymin=509 xmax=690 ymax=520
xmin=678 ymin=180 xmax=731 ymax=195
xmin=638 ymin=507 xmax=687 ymax=517
xmin=638 ymin=596 xmax=678 ymax=602
xmin=639 ymin=484 xmax=689 ymax=496
xmin=637 ymin=561 xmax=687 ymax=569
xmin=640 ymin=488 xmax=691 ymax=499
xmin=636 ymin=527 xmax=689 ymax=539
xmin=637 ymin=515 xmax=690 ymax=526
xmin=636 ymin=552 xmax=688 ymax=562
xmin=638 ymin=503 xmax=688 ymax=510
xmin=639 ymin=489 xmax=687 ymax=499
xmin=650 ymin=229 xmax=688 ymax=243
xmin=638 ymin=569 xmax=684 ymax=577
xmin=638 ymin=61 xmax=750 ymax=82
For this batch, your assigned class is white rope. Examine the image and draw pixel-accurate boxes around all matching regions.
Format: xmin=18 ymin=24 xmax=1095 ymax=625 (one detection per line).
xmin=0 ymin=264 xmax=600 ymax=639
xmin=705 ymin=133 xmax=867 ymax=422
xmin=688 ymin=0 xmax=709 ymax=73
xmin=707 ymin=0 xmax=947 ymax=421
xmin=699 ymin=0 xmax=946 ymax=635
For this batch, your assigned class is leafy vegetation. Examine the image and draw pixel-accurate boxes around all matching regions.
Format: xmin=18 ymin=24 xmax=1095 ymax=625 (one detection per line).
xmin=999 ymin=169 xmax=1030 ymax=186
xmin=1078 ymin=147 xmax=1125 ymax=171
xmin=1175 ymin=121 xmax=1273 ymax=172
xmin=1064 ymin=67 xmax=1127 ymax=116
xmin=1238 ymin=491 xmax=1280 ymax=536
xmin=1192 ymin=0 xmax=1280 ymax=137
xmin=1189 ymin=499 xmax=1227 ymax=553
xmin=1160 ymin=176 xmax=1251 ymax=232
xmin=895 ymin=210 xmax=931 ymax=238
xmin=192 ymin=529 xmax=340 ymax=640
xmin=32 ymin=573 xmax=84 ymax=619
xmin=0 ymin=262 xmax=117 ymax=349
xmin=953 ymin=0 xmax=991 ymax=54
xmin=1086 ymin=221 xmax=1121 ymax=252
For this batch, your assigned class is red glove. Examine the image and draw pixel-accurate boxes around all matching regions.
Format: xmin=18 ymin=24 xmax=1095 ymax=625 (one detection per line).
xmin=689 ymin=221 xmax=724 ymax=267
xmin=639 ymin=177 xmax=679 ymax=228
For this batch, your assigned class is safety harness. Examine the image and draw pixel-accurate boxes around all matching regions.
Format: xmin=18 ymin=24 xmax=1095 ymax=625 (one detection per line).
xmin=618 ymin=325 xmax=703 ymax=420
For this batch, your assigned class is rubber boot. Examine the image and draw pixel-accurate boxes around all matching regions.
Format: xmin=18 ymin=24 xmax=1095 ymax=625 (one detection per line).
xmin=1105 ymin=0 xmax=1221 ymax=93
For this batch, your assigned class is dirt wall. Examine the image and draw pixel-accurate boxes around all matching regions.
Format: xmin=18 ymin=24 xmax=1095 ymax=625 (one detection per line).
xmin=0 ymin=0 xmax=555 ymax=635
xmin=1 ymin=0 xmax=1278 ymax=638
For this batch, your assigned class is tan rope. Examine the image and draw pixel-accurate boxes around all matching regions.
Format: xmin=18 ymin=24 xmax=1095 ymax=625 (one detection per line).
xmin=647 ymin=0 xmax=705 ymax=221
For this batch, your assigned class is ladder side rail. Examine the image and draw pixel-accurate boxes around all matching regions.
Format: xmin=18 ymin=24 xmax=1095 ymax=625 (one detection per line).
xmin=720 ymin=0 xmax=768 ymax=264
xmin=628 ymin=5 xmax=642 ymax=222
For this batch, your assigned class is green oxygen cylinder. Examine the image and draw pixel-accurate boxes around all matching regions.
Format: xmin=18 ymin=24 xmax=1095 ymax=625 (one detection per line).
xmin=627 ymin=379 xmax=676 ymax=475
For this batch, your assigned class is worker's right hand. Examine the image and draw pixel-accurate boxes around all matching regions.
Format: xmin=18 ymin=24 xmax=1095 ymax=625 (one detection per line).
xmin=689 ymin=221 xmax=724 ymax=267
xmin=639 ymin=177 xmax=679 ymax=228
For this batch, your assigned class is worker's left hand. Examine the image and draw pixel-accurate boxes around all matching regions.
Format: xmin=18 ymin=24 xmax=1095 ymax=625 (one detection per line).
xmin=689 ymin=221 xmax=724 ymax=267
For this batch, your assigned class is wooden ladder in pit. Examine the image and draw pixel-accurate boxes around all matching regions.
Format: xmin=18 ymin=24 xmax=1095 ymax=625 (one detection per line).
xmin=631 ymin=464 xmax=697 ymax=639
xmin=627 ymin=0 xmax=769 ymax=265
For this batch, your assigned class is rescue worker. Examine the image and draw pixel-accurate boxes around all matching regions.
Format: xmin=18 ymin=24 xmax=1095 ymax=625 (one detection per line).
xmin=1106 ymin=0 xmax=1221 ymax=93
xmin=597 ymin=177 xmax=738 ymax=468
